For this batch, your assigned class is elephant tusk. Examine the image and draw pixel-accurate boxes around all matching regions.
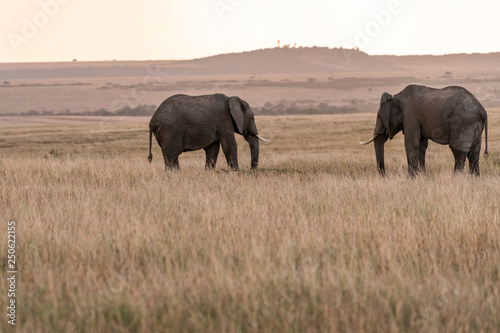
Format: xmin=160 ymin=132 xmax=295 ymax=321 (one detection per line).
xmin=256 ymin=134 xmax=270 ymax=142
xmin=360 ymin=135 xmax=377 ymax=145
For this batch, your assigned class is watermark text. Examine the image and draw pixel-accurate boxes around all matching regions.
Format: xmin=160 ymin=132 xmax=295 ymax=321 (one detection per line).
xmin=6 ymin=221 xmax=16 ymax=326
xmin=7 ymin=0 xmax=72 ymax=54
xmin=212 ymin=0 xmax=244 ymax=21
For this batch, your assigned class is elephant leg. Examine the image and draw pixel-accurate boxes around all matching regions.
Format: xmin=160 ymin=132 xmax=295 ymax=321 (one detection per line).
xmin=468 ymin=140 xmax=482 ymax=176
xmin=161 ymin=146 xmax=180 ymax=170
xmin=451 ymin=148 xmax=467 ymax=174
xmin=405 ymin=135 xmax=422 ymax=177
xmin=204 ymin=141 xmax=220 ymax=170
xmin=220 ymin=135 xmax=239 ymax=170
xmin=163 ymin=156 xmax=180 ymax=170
xmin=419 ymin=137 xmax=429 ymax=172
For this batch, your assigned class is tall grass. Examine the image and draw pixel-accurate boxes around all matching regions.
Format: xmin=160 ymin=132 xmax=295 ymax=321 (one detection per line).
xmin=1 ymin=112 xmax=499 ymax=332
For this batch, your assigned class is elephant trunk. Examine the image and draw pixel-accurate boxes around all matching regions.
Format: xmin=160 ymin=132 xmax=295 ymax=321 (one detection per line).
xmin=246 ymin=134 xmax=260 ymax=169
xmin=374 ymin=134 xmax=388 ymax=175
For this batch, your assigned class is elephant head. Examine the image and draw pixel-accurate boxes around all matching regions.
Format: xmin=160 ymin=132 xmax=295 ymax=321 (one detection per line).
xmin=360 ymin=92 xmax=403 ymax=175
xmin=229 ymin=96 xmax=269 ymax=168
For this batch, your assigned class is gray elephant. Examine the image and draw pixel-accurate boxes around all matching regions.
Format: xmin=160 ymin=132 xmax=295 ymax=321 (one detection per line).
xmin=361 ymin=85 xmax=488 ymax=176
xmin=148 ymin=93 xmax=269 ymax=170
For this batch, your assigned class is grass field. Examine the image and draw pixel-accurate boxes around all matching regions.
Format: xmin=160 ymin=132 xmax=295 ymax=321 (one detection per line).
xmin=1 ymin=111 xmax=500 ymax=332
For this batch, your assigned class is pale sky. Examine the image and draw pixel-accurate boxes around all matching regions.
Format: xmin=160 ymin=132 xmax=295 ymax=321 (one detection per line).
xmin=1 ymin=0 xmax=500 ymax=63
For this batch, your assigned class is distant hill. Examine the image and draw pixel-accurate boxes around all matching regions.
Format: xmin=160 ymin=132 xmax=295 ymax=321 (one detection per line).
xmin=1 ymin=47 xmax=500 ymax=80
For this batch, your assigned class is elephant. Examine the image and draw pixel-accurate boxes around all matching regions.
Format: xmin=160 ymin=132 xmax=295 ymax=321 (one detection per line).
xmin=361 ymin=85 xmax=488 ymax=176
xmin=148 ymin=93 xmax=269 ymax=170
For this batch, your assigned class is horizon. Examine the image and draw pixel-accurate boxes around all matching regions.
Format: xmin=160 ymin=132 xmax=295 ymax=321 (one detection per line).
xmin=2 ymin=1 xmax=500 ymax=63
xmin=1 ymin=46 xmax=500 ymax=65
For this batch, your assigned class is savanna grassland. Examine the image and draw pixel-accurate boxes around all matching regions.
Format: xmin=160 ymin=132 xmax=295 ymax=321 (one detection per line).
xmin=1 ymin=110 xmax=500 ymax=332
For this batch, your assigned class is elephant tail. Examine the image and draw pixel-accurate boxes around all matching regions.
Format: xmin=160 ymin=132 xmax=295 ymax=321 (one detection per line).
xmin=148 ymin=126 xmax=153 ymax=163
xmin=484 ymin=113 xmax=488 ymax=155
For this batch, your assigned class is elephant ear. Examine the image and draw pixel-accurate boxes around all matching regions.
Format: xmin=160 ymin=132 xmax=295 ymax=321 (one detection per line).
xmin=380 ymin=92 xmax=393 ymax=104
xmin=228 ymin=96 xmax=245 ymax=134
xmin=379 ymin=92 xmax=393 ymax=129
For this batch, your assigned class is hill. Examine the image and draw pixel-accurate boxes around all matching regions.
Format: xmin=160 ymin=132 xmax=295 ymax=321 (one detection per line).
xmin=1 ymin=47 xmax=500 ymax=79
xmin=1 ymin=47 xmax=500 ymax=116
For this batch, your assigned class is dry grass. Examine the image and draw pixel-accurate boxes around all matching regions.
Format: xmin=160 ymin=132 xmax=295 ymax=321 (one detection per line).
xmin=1 ymin=112 xmax=500 ymax=332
